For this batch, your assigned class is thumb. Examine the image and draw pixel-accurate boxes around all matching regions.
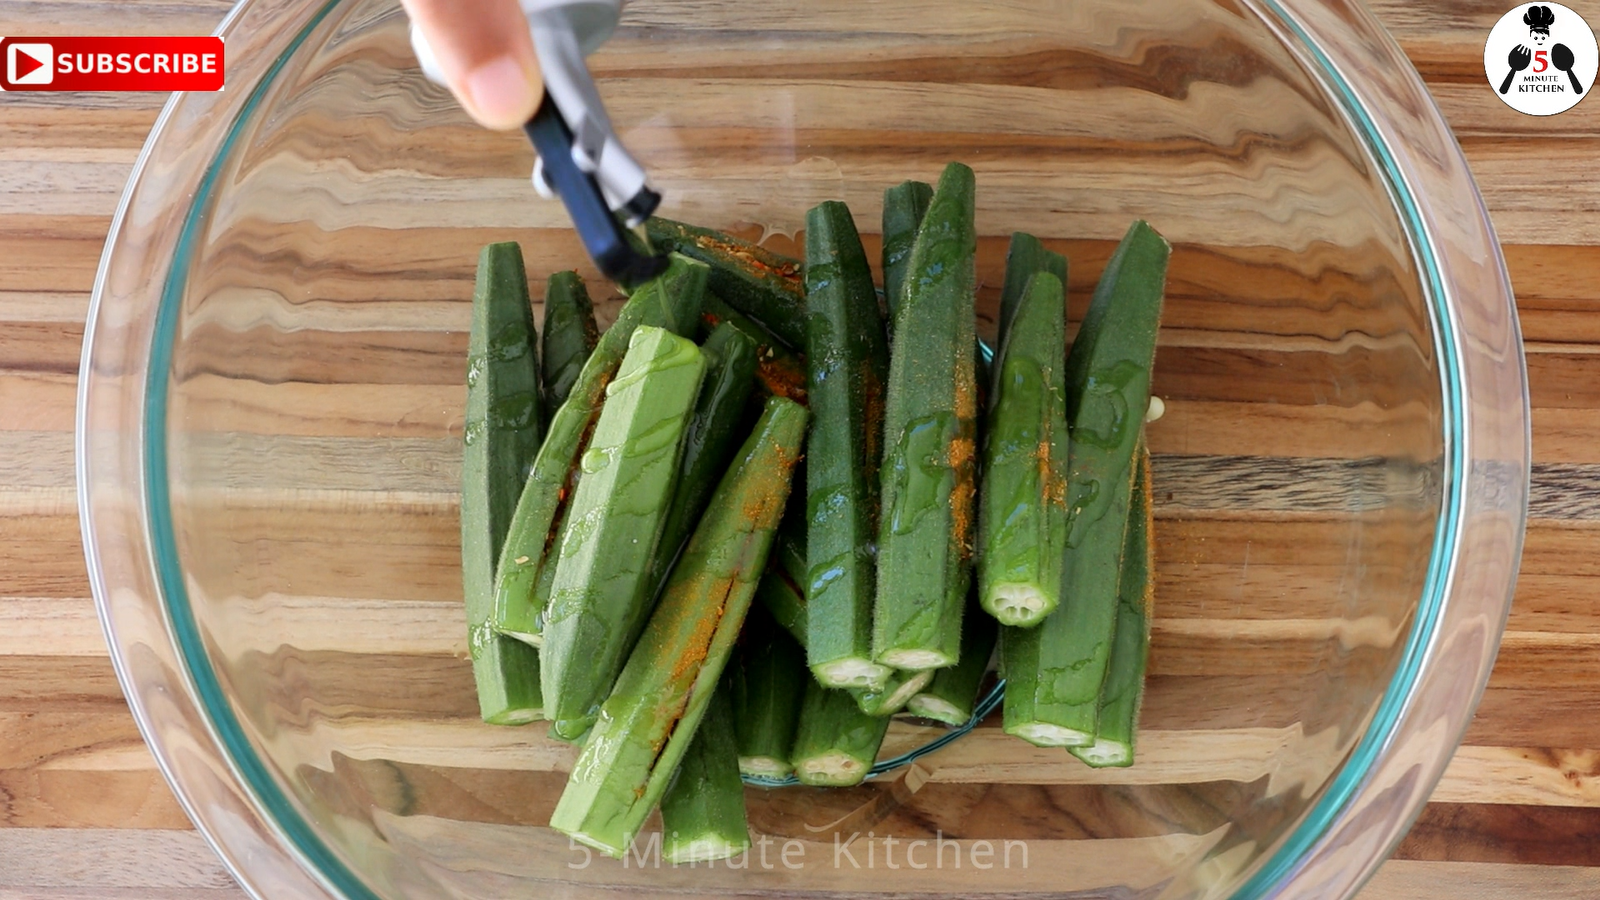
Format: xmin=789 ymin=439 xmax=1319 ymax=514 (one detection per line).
xmin=404 ymin=0 xmax=543 ymax=130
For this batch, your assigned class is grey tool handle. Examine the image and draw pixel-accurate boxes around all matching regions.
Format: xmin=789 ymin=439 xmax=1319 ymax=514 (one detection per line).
xmin=409 ymin=0 xmax=658 ymax=225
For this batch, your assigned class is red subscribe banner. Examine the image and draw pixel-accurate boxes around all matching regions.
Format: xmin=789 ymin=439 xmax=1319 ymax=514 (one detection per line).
xmin=0 ymin=36 xmax=223 ymax=91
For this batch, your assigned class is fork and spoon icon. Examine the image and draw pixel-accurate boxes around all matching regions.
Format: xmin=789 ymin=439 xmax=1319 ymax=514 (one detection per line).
xmin=1500 ymin=42 xmax=1585 ymax=94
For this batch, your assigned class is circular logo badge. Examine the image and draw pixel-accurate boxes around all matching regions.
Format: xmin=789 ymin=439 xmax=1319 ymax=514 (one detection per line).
xmin=1486 ymin=3 xmax=1598 ymax=115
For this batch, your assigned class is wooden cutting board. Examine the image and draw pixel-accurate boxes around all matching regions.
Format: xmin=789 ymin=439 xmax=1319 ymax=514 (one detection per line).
xmin=3 ymin=1 xmax=1600 ymax=897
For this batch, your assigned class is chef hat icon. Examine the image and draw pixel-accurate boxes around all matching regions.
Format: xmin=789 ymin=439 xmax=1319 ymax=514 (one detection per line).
xmin=1525 ymin=4 xmax=1556 ymax=35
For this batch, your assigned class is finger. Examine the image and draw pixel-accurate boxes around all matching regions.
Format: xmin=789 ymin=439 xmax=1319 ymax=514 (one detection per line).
xmin=403 ymin=0 xmax=542 ymax=130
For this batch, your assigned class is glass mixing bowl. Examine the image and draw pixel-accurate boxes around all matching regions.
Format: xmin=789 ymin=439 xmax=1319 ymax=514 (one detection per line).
xmin=78 ymin=0 xmax=1530 ymax=897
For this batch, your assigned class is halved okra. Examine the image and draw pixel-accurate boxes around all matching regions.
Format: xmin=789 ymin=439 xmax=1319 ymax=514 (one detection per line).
xmin=461 ymin=242 xmax=545 ymax=724
xmin=492 ymin=255 xmax=707 ymax=645
xmin=978 ymin=271 xmax=1070 ymax=627
xmin=644 ymin=322 xmax=759 ymax=602
xmin=539 ymin=326 xmax=708 ymax=738
xmin=549 ymin=397 xmax=807 ymax=858
xmin=873 ymin=162 xmax=979 ymax=671
xmin=646 ymin=217 xmax=807 ymax=350
xmin=804 ymin=200 xmax=893 ymax=690
xmin=1071 ymin=441 xmax=1154 ymax=768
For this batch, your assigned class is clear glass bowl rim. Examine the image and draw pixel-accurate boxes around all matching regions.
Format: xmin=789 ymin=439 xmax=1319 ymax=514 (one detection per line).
xmin=76 ymin=1 xmax=1532 ymax=898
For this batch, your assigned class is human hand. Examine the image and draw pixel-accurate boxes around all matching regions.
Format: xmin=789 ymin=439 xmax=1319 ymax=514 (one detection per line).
xmin=402 ymin=0 xmax=542 ymax=129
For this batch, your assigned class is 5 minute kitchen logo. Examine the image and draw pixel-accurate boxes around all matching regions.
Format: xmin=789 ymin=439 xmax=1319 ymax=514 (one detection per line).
xmin=1486 ymin=3 xmax=1598 ymax=115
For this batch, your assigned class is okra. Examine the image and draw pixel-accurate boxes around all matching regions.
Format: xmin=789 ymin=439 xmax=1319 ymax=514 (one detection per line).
xmin=731 ymin=607 xmax=807 ymax=778
xmin=755 ymin=567 xmax=808 ymax=649
xmin=849 ymin=668 xmax=934 ymax=717
xmin=773 ymin=477 xmax=808 ymax=589
xmin=701 ymin=292 xmax=808 ymax=404
xmin=790 ymin=676 xmax=891 ymax=787
xmin=520 ymin=497 xmax=573 ymax=647
xmin=645 ymin=322 xmax=759 ymax=601
xmin=1000 ymin=456 xmax=1134 ymax=747
xmin=461 ymin=242 xmax=545 ymax=724
xmin=539 ymin=326 xmax=707 ymax=738
xmin=660 ymin=684 xmax=751 ymax=863
xmin=805 ymin=200 xmax=894 ymax=690
xmin=1001 ymin=220 xmax=1167 ymax=746
xmin=978 ymin=271 xmax=1070 ymax=627
xmin=906 ymin=592 xmax=997 ymax=725
xmin=873 ymin=162 xmax=979 ymax=671
xmin=493 ymin=255 xmax=707 ymax=644
xmin=549 ymin=397 xmax=807 ymax=858
xmin=995 ymin=233 xmax=1067 ymax=356
xmin=756 ymin=475 xmax=811 ymax=646
xmin=646 ymin=217 xmax=807 ymax=350
xmin=1071 ymin=443 xmax=1153 ymax=768
xmin=540 ymin=271 xmax=600 ymax=418
xmin=881 ymin=180 xmax=933 ymax=328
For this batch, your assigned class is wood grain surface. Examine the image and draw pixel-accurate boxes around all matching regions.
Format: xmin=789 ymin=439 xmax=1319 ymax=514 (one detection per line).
xmin=2 ymin=0 xmax=1598 ymax=897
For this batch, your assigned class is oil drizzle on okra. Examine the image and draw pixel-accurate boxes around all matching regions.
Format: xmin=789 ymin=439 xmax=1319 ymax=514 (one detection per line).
xmin=884 ymin=412 xmax=963 ymax=537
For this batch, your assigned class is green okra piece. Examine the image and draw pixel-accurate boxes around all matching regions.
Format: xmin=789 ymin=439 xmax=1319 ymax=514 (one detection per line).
xmin=549 ymin=397 xmax=808 ymax=858
xmin=881 ymin=180 xmax=934 ymax=329
xmin=995 ymin=233 xmax=1067 ymax=358
xmin=644 ymin=322 xmax=760 ymax=601
xmin=660 ymin=684 xmax=751 ymax=863
xmin=804 ymin=200 xmax=894 ymax=690
xmin=461 ymin=242 xmax=545 ymax=724
xmin=873 ymin=162 xmax=979 ymax=671
xmin=493 ymin=255 xmax=708 ymax=645
xmin=539 ymin=326 xmax=708 ymax=738
xmin=1000 ymin=457 xmax=1135 ymax=747
xmin=519 ymin=497 xmax=574 ymax=647
xmin=731 ymin=607 xmax=807 ymax=778
xmin=754 ymin=566 xmax=808 ymax=649
xmin=1072 ymin=442 xmax=1154 ymax=768
xmin=755 ymin=472 xmax=811 ymax=645
xmin=646 ymin=217 xmax=807 ymax=350
xmin=700 ymin=292 xmax=808 ymax=405
xmin=773 ymin=475 xmax=808 ymax=588
xmin=906 ymin=592 xmax=998 ymax=725
xmin=1001 ymin=220 xmax=1167 ymax=747
xmin=978 ymin=271 xmax=1070 ymax=627
xmin=849 ymin=668 xmax=934 ymax=718
xmin=540 ymin=271 xmax=600 ymax=419
xmin=790 ymin=676 xmax=891 ymax=787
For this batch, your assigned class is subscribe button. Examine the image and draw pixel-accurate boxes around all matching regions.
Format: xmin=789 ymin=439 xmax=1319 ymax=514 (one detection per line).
xmin=0 ymin=36 xmax=223 ymax=91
